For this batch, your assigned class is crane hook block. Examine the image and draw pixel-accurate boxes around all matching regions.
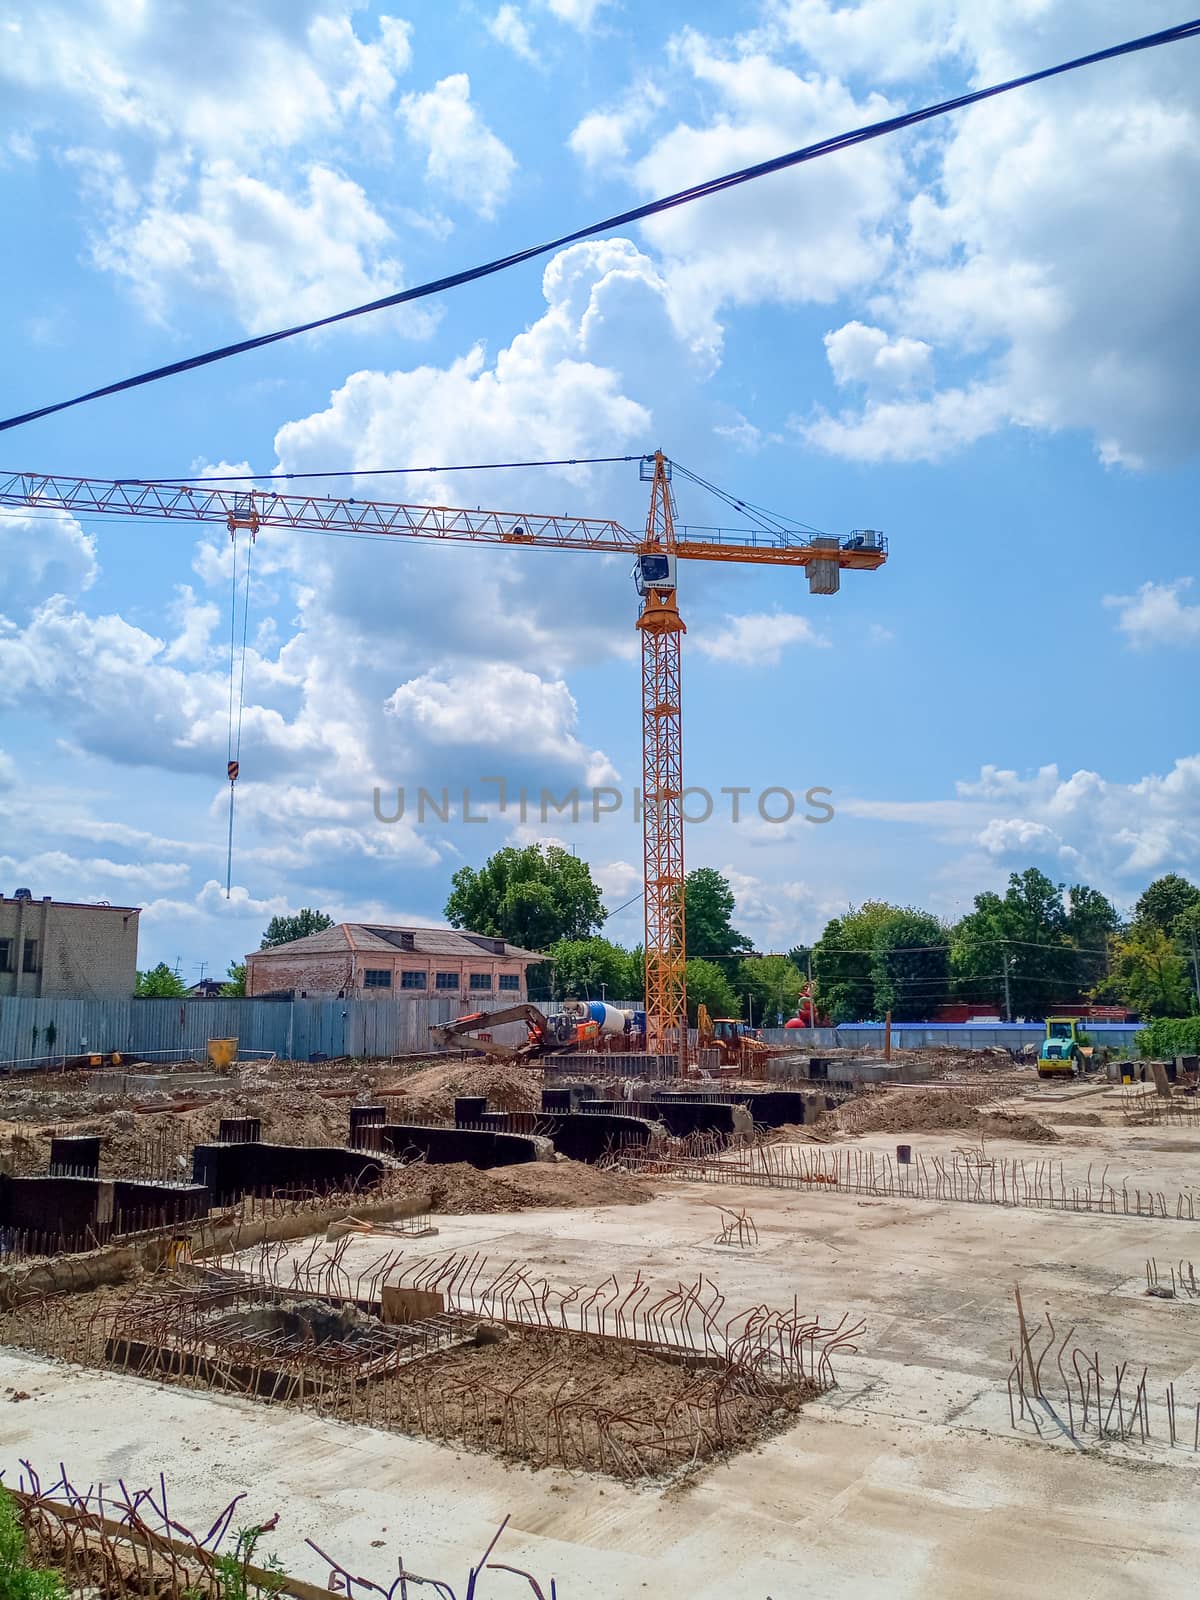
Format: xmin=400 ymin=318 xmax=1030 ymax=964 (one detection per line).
xmin=227 ymin=760 xmax=239 ymax=783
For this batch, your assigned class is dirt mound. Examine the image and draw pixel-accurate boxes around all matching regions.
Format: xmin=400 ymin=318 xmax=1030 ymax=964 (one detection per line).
xmin=773 ymin=1121 xmax=835 ymax=1144
xmin=0 ymin=1079 xmax=369 ymax=1180
xmin=413 ymin=1158 xmax=653 ymax=1214
xmin=840 ymin=1090 xmax=982 ymax=1134
xmin=1044 ymin=1111 xmax=1104 ymax=1127
xmin=838 ymin=1089 xmax=1058 ymax=1143
xmin=380 ymin=1060 xmax=541 ymax=1123
xmin=489 ymin=1158 xmax=653 ymax=1208
xmin=979 ymin=1112 xmax=1060 ymax=1143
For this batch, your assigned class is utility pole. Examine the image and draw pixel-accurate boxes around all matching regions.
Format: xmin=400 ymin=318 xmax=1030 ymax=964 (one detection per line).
xmin=1002 ymin=947 xmax=1013 ymax=1023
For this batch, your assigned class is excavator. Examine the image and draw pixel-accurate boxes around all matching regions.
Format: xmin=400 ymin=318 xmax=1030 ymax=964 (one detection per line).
xmin=432 ymin=1000 xmax=641 ymax=1064
xmin=696 ymin=1004 xmax=771 ymax=1073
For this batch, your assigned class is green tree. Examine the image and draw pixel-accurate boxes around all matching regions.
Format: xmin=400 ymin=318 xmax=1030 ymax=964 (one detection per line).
xmin=951 ymin=868 xmax=1079 ymax=1020
xmin=1172 ymin=902 xmax=1200 ymax=1009
xmin=221 ymin=960 xmax=247 ymax=997
xmin=260 ymin=908 xmax=333 ymax=949
xmin=1101 ymin=925 xmax=1193 ymax=1017
xmin=1064 ymin=884 xmax=1121 ymax=994
xmin=738 ymin=955 xmax=804 ymax=1026
xmin=684 ymin=867 xmax=752 ymax=959
xmin=1133 ymin=873 xmax=1200 ymax=936
xmin=444 ymin=844 xmax=605 ymax=951
xmin=870 ymin=908 xmax=952 ymax=1022
xmin=135 ymin=962 xmax=187 ymax=997
xmin=684 ymin=958 xmax=741 ymax=1024
xmin=545 ymin=937 xmax=640 ymax=1001
xmin=811 ymin=902 xmax=901 ymax=1023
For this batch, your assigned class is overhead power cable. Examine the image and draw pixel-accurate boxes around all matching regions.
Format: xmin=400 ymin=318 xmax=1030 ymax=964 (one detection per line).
xmin=1 ymin=17 xmax=1197 ymax=435
xmin=122 ymin=455 xmax=642 ymax=486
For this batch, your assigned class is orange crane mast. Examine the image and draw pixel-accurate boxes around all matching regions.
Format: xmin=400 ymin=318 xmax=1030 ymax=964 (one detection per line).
xmin=0 ymin=456 xmax=887 ymax=1071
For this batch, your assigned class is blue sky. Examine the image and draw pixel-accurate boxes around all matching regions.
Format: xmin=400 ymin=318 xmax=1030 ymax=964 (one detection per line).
xmin=1 ymin=0 xmax=1198 ymax=983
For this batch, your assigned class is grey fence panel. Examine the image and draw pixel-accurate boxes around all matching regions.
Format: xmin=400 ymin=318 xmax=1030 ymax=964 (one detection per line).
xmin=23 ymin=996 xmax=1151 ymax=1069
xmin=761 ymin=1028 xmax=839 ymax=1048
xmin=762 ymin=1023 xmax=1146 ymax=1052
xmin=0 ymin=997 xmax=135 ymax=1066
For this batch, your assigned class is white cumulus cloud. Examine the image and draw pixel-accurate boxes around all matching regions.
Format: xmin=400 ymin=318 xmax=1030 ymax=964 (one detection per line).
xmin=488 ymin=5 xmax=539 ymax=63
xmin=824 ymin=321 xmax=933 ymax=395
xmin=542 ymin=0 xmax=612 ymax=29
xmin=1105 ymin=579 xmax=1200 ymax=649
xmin=1 ymin=2 xmax=413 ymax=157
xmin=399 ymin=74 xmax=516 ymax=218
xmin=0 ymin=510 xmax=98 ymax=612
xmin=89 ymin=161 xmax=415 ymax=335
xmin=694 ymin=612 xmax=828 ymax=666
xmin=630 ymin=33 xmax=905 ymax=353
xmin=795 ymin=3 xmax=1200 ymax=467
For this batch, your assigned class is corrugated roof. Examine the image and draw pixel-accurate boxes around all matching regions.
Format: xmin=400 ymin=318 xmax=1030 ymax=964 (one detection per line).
xmin=250 ymin=923 xmax=543 ymax=962
xmin=249 ymin=927 xmax=355 ymax=957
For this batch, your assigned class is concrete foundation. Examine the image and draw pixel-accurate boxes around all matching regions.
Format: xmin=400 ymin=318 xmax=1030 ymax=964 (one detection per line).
xmin=378 ymin=1124 xmax=544 ymax=1169
xmin=544 ymin=1053 xmax=677 ymax=1078
xmin=768 ymin=1055 xmax=932 ymax=1087
xmin=533 ymin=1111 xmax=656 ymax=1163
xmin=582 ymin=1099 xmax=750 ymax=1137
xmin=218 ymin=1118 xmax=262 ymax=1143
xmin=111 ymin=1180 xmax=210 ymax=1231
xmin=191 ymin=1142 xmax=384 ymax=1205
xmin=349 ymin=1106 xmax=386 ymax=1147
xmin=0 ymin=1173 xmax=208 ymax=1245
xmin=48 ymin=1136 xmax=100 ymax=1177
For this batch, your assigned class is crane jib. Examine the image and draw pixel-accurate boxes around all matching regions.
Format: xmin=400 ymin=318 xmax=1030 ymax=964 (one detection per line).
xmin=1 ymin=454 xmax=888 ymax=1071
xmin=0 ymin=471 xmax=887 ymax=570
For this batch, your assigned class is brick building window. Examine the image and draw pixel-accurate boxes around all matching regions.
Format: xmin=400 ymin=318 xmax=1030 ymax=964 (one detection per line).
xmin=435 ymin=972 xmax=459 ymax=990
xmin=498 ymin=973 xmax=520 ymax=992
xmin=400 ymin=970 xmax=427 ymax=990
xmin=22 ymin=938 xmax=39 ymax=973
xmin=363 ymin=969 xmax=392 ymax=989
xmin=0 ymin=938 xmax=11 ymax=972
xmin=468 ymin=973 xmax=491 ymax=991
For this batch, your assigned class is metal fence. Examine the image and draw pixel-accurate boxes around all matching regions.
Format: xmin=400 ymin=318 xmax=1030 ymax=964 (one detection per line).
xmin=0 ymin=994 xmax=537 ymax=1071
xmin=762 ymin=1022 xmax=1146 ymax=1052
xmin=0 ymin=997 xmax=1150 ymax=1071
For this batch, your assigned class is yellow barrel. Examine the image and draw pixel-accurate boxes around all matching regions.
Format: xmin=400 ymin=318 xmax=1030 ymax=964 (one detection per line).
xmin=207 ymin=1037 xmax=239 ymax=1070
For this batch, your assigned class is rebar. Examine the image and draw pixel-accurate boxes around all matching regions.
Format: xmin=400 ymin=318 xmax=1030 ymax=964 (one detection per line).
xmin=602 ymin=1134 xmax=1200 ymax=1222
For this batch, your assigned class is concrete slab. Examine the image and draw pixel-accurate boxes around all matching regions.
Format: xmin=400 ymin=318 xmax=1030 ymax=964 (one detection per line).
xmin=3 ymin=1340 xmax=1196 ymax=1599
xmin=5 ymin=1126 xmax=1200 ymax=1596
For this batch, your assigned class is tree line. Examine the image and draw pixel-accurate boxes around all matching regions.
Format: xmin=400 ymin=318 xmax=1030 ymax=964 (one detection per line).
xmin=138 ymin=845 xmax=1200 ymax=1023
xmin=443 ymin=847 xmax=1200 ymax=1024
xmin=808 ymin=868 xmax=1200 ymax=1023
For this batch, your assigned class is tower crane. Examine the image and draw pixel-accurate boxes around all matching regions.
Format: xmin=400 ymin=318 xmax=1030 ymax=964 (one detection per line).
xmin=0 ymin=455 xmax=887 ymax=1071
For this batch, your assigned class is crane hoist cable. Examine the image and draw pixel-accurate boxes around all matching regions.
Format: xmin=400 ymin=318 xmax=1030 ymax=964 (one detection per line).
xmin=224 ymin=526 xmax=254 ymax=898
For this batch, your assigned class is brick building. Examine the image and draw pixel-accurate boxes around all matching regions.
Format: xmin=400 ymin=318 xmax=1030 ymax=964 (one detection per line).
xmin=244 ymin=923 xmax=542 ymax=1000
xmin=0 ymin=890 xmax=140 ymax=998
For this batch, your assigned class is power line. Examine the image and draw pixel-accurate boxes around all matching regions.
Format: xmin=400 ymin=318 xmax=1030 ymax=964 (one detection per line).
xmin=121 ymin=455 xmax=642 ymax=486
xmin=813 ymin=936 xmax=1113 ymax=955
xmin=2 ymin=17 xmax=1196 ymax=435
